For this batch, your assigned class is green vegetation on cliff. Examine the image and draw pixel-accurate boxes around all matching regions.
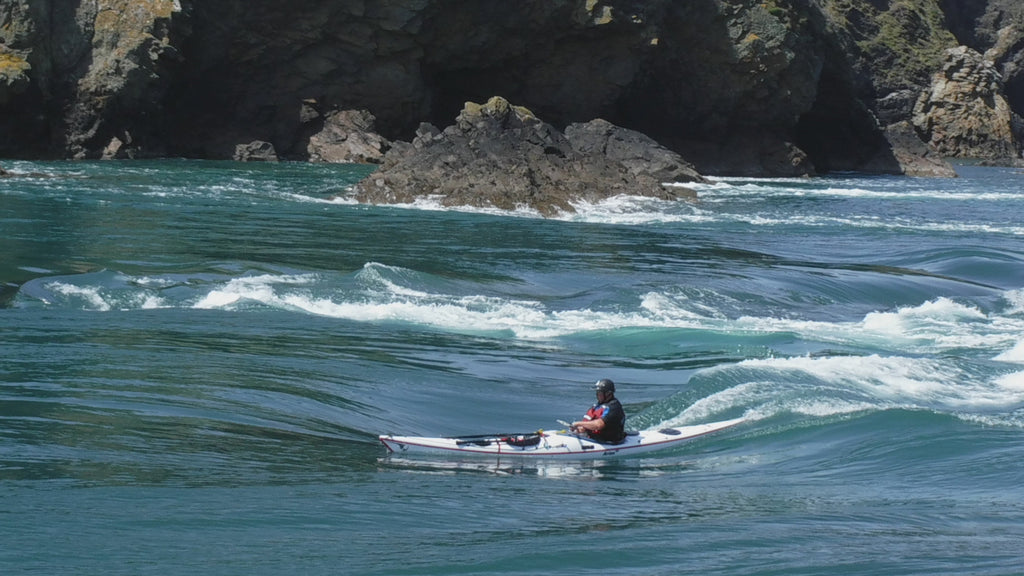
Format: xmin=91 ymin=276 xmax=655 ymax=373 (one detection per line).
xmin=824 ymin=0 xmax=956 ymax=92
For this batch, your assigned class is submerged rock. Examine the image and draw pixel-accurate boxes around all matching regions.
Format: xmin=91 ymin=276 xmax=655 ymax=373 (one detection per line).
xmin=353 ymin=97 xmax=704 ymax=217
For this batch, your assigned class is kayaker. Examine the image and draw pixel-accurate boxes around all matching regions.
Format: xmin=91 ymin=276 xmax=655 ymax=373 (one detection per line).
xmin=571 ymin=378 xmax=626 ymax=444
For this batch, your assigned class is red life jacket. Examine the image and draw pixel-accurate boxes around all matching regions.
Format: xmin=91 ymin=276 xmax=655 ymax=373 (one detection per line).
xmin=582 ymin=399 xmax=626 ymax=443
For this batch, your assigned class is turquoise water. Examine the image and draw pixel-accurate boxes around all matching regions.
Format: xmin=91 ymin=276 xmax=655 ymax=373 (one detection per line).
xmin=2 ymin=160 xmax=1023 ymax=575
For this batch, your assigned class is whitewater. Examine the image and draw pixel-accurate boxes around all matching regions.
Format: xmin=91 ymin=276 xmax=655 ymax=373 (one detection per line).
xmin=2 ymin=159 xmax=1022 ymax=575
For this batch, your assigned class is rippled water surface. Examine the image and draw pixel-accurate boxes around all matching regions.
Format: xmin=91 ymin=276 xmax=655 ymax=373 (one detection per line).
xmin=2 ymin=160 xmax=1023 ymax=575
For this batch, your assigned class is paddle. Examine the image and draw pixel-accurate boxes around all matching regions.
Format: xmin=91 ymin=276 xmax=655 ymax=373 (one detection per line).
xmin=557 ymin=419 xmax=587 ymax=437
xmin=450 ymin=420 xmax=582 ymax=448
xmin=453 ymin=431 xmax=543 ymax=447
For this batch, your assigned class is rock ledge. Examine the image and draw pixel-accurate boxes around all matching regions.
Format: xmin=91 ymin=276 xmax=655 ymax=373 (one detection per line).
xmin=354 ymin=97 xmax=705 ymax=217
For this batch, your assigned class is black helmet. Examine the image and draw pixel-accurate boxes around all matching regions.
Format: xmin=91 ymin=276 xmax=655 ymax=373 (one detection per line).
xmin=593 ymin=379 xmax=615 ymax=394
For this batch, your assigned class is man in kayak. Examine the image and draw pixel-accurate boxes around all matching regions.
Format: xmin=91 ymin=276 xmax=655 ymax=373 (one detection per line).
xmin=571 ymin=378 xmax=626 ymax=444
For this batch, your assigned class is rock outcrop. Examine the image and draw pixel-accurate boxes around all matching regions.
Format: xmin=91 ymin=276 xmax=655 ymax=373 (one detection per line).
xmin=233 ymin=141 xmax=279 ymax=162
xmin=926 ymin=0 xmax=1024 ymax=162
xmin=943 ymin=0 xmax=1024 ymax=116
xmin=305 ymin=107 xmax=390 ymax=164
xmin=860 ymin=121 xmax=959 ymax=177
xmin=354 ymin=97 xmax=702 ymax=216
xmin=913 ymin=46 xmax=1020 ymax=160
xmin=563 ymin=119 xmax=704 ymax=183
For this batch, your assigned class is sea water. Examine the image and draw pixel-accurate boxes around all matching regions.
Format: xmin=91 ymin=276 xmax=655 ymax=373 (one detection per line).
xmin=2 ymin=160 xmax=1022 ymax=575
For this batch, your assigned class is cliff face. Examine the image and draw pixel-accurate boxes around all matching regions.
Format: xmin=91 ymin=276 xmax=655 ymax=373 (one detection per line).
xmin=940 ymin=0 xmax=1024 ymax=159
xmin=0 ymin=0 xmax=181 ymax=158
xmin=0 ymin=0 xmax=1021 ymax=172
xmin=825 ymin=0 xmax=1023 ymax=163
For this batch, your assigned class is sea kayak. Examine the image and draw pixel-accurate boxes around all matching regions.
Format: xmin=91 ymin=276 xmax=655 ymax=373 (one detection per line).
xmin=379 ymin=416 xmax=746 ymax=459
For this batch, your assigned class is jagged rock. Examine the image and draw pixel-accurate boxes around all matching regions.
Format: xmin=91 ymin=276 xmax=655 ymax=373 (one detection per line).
xmin=102 ymin=137 xmax=127 ymax=160
xmin=64 ymin=0 xmax=183 ymax=159
xmin=987 ymin=25 xmax=1024 ymax=160
xmin=859 ymin=121 xmax=958 ymax=177
xmin=0 ymin=0 xmax=35 ymax=107
xmin=876 ymin=90 xmax=923 ymax=127
xmin=563 ymin=119 xmax=704 ymax=183
xmin=306 ymin=108 xmax=390 ymax=164
xmin=354 ymin=96 xmax=701 ymax=217
xmin=936 ymin=2 xmax=1024 ymax=159
xmin=234 ymin=141 xmax=279 ymax=162
xmin=913 ymin=46 xmax=1019 ymax=160
xmin=101 ymin=132 xmax=140 ymax=160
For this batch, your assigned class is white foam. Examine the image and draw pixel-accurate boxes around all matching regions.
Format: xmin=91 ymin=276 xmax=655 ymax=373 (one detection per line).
xmin=994 ymin=341 xmax=1024 ymax=363
xmin=659 ymin=376 xmax=882 ymax=429
xmin=559 ymin=195 xmax=711 ymax=225
xmin=860 ymin=297 xmax=987 ymax=347
xmin=1004 ymin=288 xmax=1024 ymax=314
xmin=45 ymin=282 xmax=111 ymax=311
xmin=662 ymin=351 xmax=1024 ymax=429
xmin=743 ymin=355 xmax=945 ymax=397
xmin=355 ymin=262 xmax=433 ymax=298
xmin=737 ymin=354 xmax=1024 ymax=409
xmin=994 ymin=370 xmax=1024 ymax=392
xmin=331 ymin=177 xmax=1024 ymax=232
xmin=132 ymin=276 xmax=167 ymax=288
xmin=194 ymin=290 xmax=243 ymax=309
xmin=665 ymin=381 xmax=764 ymax=425
xmin=700 ymin=176 xmax=1024 ymax=201
xmin=193 ymin=273 xmax=317 ymax=310
xmin=728 ymin=296 xmax=1024 ymax=356
xmin=402 ymin=195 xmax=543 ymax=218
xmin=136 ymin=294 xmax=167 ymax=309
xmin=187 ymin=265 xmax=1024 ymax=376
xmin=277 ymin=191 xmax=358 ymax=205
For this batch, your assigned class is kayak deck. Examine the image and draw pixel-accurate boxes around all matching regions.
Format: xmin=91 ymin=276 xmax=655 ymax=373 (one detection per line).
xmin=379 ymin=417 xmax=745 ymax=459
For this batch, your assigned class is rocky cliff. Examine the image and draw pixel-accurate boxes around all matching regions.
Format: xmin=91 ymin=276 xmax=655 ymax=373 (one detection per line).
xmin=0 ymin=0 xmax=1021 ymax=172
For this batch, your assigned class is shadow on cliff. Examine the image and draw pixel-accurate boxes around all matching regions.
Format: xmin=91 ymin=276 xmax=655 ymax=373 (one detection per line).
xmin=3 ymin=0 xmax=959 ymax=175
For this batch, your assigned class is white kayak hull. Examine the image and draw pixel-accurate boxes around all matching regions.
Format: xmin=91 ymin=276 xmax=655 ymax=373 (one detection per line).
xmin=379 ymin=417 xmax=745 ymax=460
